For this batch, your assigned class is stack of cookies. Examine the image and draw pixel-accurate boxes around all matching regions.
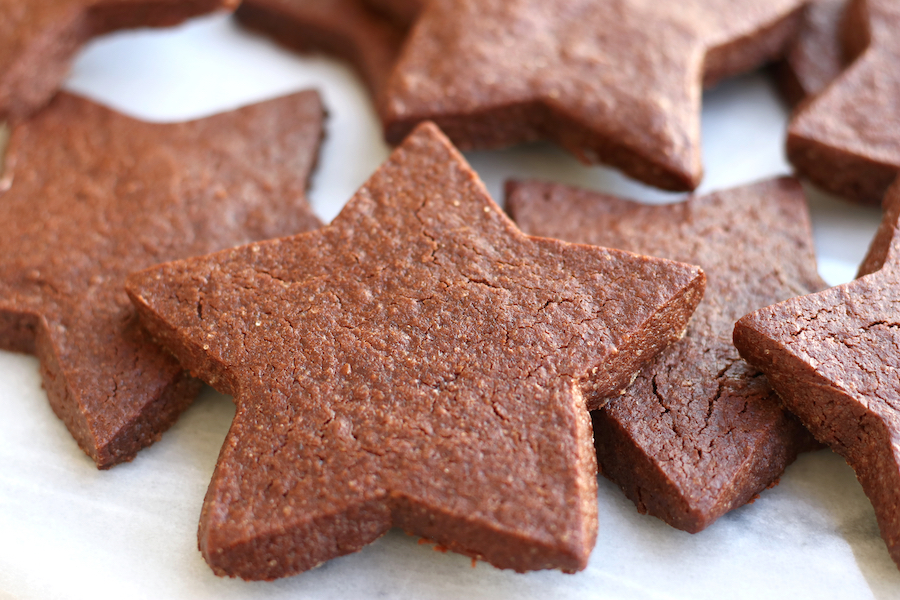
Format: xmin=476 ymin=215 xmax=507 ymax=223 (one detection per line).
xmin=1 ymin=0 xmax=898 ymax=594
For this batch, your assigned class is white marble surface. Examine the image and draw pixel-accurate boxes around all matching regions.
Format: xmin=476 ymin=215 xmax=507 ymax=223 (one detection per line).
xmin=0 ymin=12 xmax=894 ymax=600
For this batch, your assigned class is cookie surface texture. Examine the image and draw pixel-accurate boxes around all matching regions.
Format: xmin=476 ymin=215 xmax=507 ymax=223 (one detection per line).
xmin=507 ymin=178 xmax=824 ymax=532
xmin=786 ymin=0 xmax=900 ymax=205
xmin=235 ymin=0 xmax=405 ymax=101
xmin=0 ymin=91 xmax=324 ymax=468
xmin=734 ymin=179 xmax=900 ymax=568
xmin=382 ymin=0 xmax=806 ymax=191
xmin=776 ymin=0 xmax=849 ymax=105
xmin=0 ymin=0 xmax=238 ymax=122
xmin=125 ymin=122 xmax=706 ymax=580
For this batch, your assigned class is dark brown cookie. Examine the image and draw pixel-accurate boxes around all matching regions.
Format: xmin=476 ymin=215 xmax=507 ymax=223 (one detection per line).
xmin=786 ymin=0 xmax=900 ymax=205
xmin=381 ymin=0 xmax=806 ymax=192
xmin=363 ymin=0 xmax=423 ymax=25
xmin=0 ymin=0 xmax=239 ymax=123
xmin=125 ymin=122 xmax=706 ymax=580
xmin=507 ymin=177 xmax=824 ymax=533
xmin=235 ymin=0 xmax=406 ymax=102
xmin=0 ymin=91 xmax=324 ymax=468
xmin=734 ymin=179 xmax=900 ymax=569
xmin=776 ymin=0 xmax=850 ymax=105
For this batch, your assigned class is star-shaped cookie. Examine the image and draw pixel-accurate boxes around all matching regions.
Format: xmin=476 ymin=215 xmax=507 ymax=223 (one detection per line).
xmin=0 ymin=91 xmax=324 ymax=468
xmin=787 ymin=0 xmax=900 ymax=205
xmin=507 ymin=177 xmax=823 ymax=532
xmin=0 ymin=0 xmax=239 ymax=123
xmin=125 ymin=123 xmax=706 ymax=580
xmin=235 ymin=0 xmax=405 ymax=102
xmin=734 ymin=179 xmax=900 ymax=568
xmin=776 ymin=0 xmax=849 ymax=105
xmin=381 ymin=0 xmax=807 ymax=191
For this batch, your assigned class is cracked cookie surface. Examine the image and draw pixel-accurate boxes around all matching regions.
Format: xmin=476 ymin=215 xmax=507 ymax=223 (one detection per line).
xmin=734 ymin=179 xmax=900 ymax=569
xmin=507 ymin=177 xmax=824 ymax=532
xmin=126 ymin=122 xmax=706 ymax=580
xmin=0 ymin=91 xmax=323 ymax=468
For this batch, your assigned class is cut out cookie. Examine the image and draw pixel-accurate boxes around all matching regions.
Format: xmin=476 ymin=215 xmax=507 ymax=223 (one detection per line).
xmin=382 ymin=0 xmax=807 ymax=191
xmin=126 ymin=122 xmax=706 ymax=580
xmin=0 ymin=0 xmax=238 ymax=122
xmin=507 ymin=177 xmax=824 ymax=532
xmin=787 ymin=0 xmax=900 ymax=205
xmin=776 ymin=0 xmax=850 ymax=105
xmin=235 ymin=0 xmax=405 ymax=101
xmin=0 ymin=91 xmax=324 ymax=468
xmin=735 ymin=179 xmax=900 ymax=568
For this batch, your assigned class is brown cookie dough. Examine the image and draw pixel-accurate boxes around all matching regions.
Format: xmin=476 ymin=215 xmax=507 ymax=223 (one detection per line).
xmin=363 ymin=0 xmax=423 ymax=25
xmin=126 ymin=122 xmax=706 ymax=580
xmin=0 ymin=91 xmax=324 ymax=468
xmin=0 ymin=0 xmax=238 ymax=123
xmin=381 ymin=0 xmax=806 ymax=192
xmin=734 ymin=179 xmax=900 ymax=569
xmin=235 ymin=0 xmax=406 ymax=102
xmin=776 ymin=0 xmax=850 ymax=105
xmin=786 ymin=0 xmax=900 ymax=205
xmin=507 ymin=177 xmax=824 ymax=532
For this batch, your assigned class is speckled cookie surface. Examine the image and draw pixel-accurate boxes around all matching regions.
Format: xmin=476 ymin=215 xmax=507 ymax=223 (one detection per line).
xmin=0 ymin=91 xmax=324 ymax=468
xmin=126 ymin=122 xmax=706 ymax=580
xmin=507 ymin=177 xmax=824 ymax=533
xmin=776 ymin=0 xmax=849 ymax=105
xmin=0 ymin=0 xmax=238 ymax=122
xmin=734 ymin=180 xmax=900 ymax=569
xmin=381 ymin=0 xmax=806 ymax=192
xmin=235 ymin=0 xmax=405 ymax=101
xmin=787 ymin=0 xmax=900 ymax=205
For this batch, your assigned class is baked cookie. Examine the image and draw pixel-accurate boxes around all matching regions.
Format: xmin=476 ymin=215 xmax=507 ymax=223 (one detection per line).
xmin=734 ymin=179 xmax=900 ymax=569
xmin=381 ymin=0 xmax=807 ymax=191
xmin=507 ymin=177 xmax=824 ymax=532
xmin=125 ymin=122 xmax=706 ymax=580
xmin=0 ymin=0 xmax=238 ymax=123
xmin=235 ymin=0 xmax=405 ymax=101
xmin=787 ymin=0 xmax=900 ymax=205
xmin=776 ymin=0 xmax=849 ymax=105
xmin=0 ymin=91 xmax=324 ymax=468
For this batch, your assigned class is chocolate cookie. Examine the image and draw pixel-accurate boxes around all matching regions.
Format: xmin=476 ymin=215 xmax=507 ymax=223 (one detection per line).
xmin=363 ymin=0 xmax=423 ymax=25
xmin=507 ymin=177 xmax=824 ymax=533
xmin=776 ymin=0 xmax=849 ymax=105
xmin=734 ymin=179 xmax=900 ymax=568
xmin=0 ymin=0 xmax=238 ymax=123
xmin=125 ymin=122 xmax=706 ymax=580
xmin=0 ymin=91 xmax=324 ymax=468
xmin=786 ymin=0 xmax=900 ymax=205
xmin=381 ymin=0 xmax=806 ymax=191
xmin=235 ymin=0 xmax=405 ymax=101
